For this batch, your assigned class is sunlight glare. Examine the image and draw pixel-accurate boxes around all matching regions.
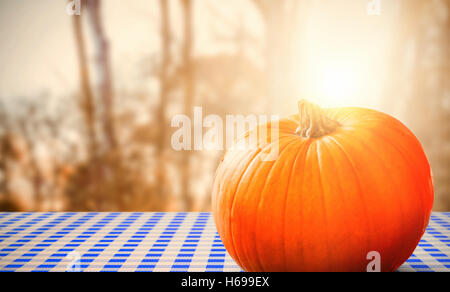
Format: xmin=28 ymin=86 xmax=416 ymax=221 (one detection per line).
xmin=314 ymin=63 xmax=362 ymax=107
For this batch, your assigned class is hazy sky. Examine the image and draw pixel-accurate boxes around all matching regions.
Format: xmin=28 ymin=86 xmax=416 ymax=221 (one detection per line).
xmin=0 ymin=0 xmax=77 ymax=96
xmin=0 ymin=0 xmax=261 ymax=97
xmin=0 ymin=0 xmax=398 ymax=110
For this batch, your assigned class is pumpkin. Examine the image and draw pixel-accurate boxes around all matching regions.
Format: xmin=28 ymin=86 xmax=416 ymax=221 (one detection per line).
xmin=212 ymin=100 xmax=433 ymax=272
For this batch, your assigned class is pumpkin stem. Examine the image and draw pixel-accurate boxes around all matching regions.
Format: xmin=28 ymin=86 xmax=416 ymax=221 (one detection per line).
xmin=296 ymin=100 xmax=340 ymax=138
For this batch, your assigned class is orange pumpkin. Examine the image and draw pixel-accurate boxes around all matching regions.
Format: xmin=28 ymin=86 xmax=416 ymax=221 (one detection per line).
xmin=212 ymin=100 xmax=433 ymax=272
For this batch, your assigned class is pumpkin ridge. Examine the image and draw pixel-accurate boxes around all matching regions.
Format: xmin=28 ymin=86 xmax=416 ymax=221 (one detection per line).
xmin=328 ymin=108 xmax=354 ymax=124
xmin=338 ymin=130 xmax=416 ymax=271
xmin=316 ymin=140 xmax=338 ymax=269
xmin=371 ymin=127 xmax=427 ymax=210
xmin=315 ymin=140 xmax=334 ymax=271
xmin=318 ymin=137 xmax=356 ymax=270
xmin=229 ymin=135 xmax=295 ymax=271
xmin=228 ymin=147 xmax=267 ymax=270
xmin=327 ymin=135 xmax=373 ymax=259
xmin=237 ymin=160 xmax=266 ymax=272
xmin=297 ymin=141 xmax=312 ymax=270
xmin=374 ymin=126 xmax=431 ymax=215
xmin=347 ymin=132 xmax=409 ymax=271
xmin=369 ymin=127 xmax=432 ymax=270
xmin=213 ymin=145 xmax=253 ymax=220
xmin=228 ymin=148 xmax=265 ymax=271
xmin=218 ymin=146 xmax=264 ymax=268
xmin=252 ymin=137 xmax=300 ymax=271
xmin=280 ymin=139 xmax=311 ymax=271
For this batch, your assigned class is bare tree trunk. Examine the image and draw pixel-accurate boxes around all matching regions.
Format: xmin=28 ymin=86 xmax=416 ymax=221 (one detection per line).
xmin=394 ymin=0 xmax=450 ymax=211
xmin=72 ymin=7 xmax=98 ymax=159
xmin=381 ymin=0 xmax=424 ymax=111
xmin=0 ymin=136 xmax=12 ymax=201
xmin=86 ymin=0 xmax=118 ymax=152
xmin=155 ymin=0 xmax=171 ymax=200
xmin=412 ymin=0 xmax=450 ymax=211
xmin=180 ymin=0 xmax=195 ymax=211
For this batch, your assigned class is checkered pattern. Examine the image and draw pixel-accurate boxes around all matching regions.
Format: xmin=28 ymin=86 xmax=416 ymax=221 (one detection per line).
xmin=0 ymin=212 xmax=448 ymax=272
xmin=397 ymin=213 xmax=450 ymax=272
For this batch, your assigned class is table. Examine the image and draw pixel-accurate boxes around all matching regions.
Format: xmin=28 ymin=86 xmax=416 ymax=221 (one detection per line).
xmin=0 ymin=212 xmax=449 ymax=272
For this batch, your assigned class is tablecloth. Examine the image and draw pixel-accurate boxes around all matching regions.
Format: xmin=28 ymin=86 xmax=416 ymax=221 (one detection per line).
xmin=0 ymin=212 xmax=449 ymax=272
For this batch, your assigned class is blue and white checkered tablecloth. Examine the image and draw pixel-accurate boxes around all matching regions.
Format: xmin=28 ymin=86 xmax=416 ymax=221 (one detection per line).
xmin=0 ymin=212 xmax=449 ymax=272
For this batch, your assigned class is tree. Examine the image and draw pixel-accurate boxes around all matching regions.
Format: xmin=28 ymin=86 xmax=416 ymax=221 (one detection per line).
xmin=385 ymin=0 xmax=450 ymax=211
xmin=155 ymin=0 xmax=171 ymax=200
xmin=180 ymin=0 xmax=195 ymax=210
xmin=406 ymin=0 xmax=450 ymax=211
xmin=72 ymin=3 xmax=98 ymax=158
xmin=85 ymin=0 xmax=118 ymax=152
xmin=71 ymin=0 xmax=117 ymax=157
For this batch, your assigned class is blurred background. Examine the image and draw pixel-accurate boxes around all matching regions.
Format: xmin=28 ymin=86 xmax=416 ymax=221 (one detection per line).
xmin=0 ymin=0 xmax=448 ymax=212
